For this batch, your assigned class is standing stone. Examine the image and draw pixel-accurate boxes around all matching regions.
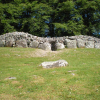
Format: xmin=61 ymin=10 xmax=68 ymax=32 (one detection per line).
xmin=29 ymin=40 xmax=39 ymax=48
xmin=65 ymin=39 xmax=77 ymax=48
xmin=95 ymin=43 xmax=100 ymax=49
xmin=16 ymin=39 xmax=27 ymax=48
xmin=55 ymin=42 xmax=65 ymax=50
xmin=40 ymin=60 xmax=68 ymax=68
xmin=38 ymin=42 xmax=51 ymax=51
xmin=85 ymin=41 xmax=94 ymax=48
xmin=77 ymin=39 xmax=85 ymax=48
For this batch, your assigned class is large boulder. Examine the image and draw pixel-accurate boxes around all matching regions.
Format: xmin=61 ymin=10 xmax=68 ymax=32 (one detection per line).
xmin=38 ymin=42 xmax=51 ymax=51
xmin=77 ymin=39 xmax=85 ymax=48
xmin=0 ymin=40 xmax=5 ymax=47
xmin=65 ymin=39 xmax=77 ymax=48
xmin=95 ymin=43 xmax=100 ymax=49
xmin=5 ymin=41 xmax=15 ymax=47
xmin=5 ymin=37 xmax=15 ymax=47
xmin=15 ymin=39 xmax=27 ymax=47
xmin=85 ymin=41 xmax=94 ymax=48
xmin=40 ymin=60 xmax=68 ymax=68
xmin=55 ymin=42 xmax=65 ymax=50
xmin=29 ymin=40 xmax=39 ymax=48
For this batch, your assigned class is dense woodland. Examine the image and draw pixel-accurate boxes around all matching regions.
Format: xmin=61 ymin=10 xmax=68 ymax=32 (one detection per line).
xmin=0 ymin=0 xmax=100 ymax=37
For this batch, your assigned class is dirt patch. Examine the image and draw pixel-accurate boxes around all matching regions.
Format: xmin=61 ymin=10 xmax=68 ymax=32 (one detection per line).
xmin=27 ymin=49 xmax=64 ymax=57
xmin=11 ymin=48 xmax=69 ymax=58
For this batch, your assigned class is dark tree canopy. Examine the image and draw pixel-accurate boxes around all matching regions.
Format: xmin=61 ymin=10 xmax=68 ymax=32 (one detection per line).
xmin=0 ymin=0 xmax=100 ymax=37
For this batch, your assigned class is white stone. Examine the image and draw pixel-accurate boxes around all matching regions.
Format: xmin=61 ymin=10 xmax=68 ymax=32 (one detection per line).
xmin=55 ymin=42 xmax=65 ymax=50
xmin=30 ymin=40 xmax=39 ymax=48
xmin=0 ymin=40 xmax=5 ymax=47
xmin=65 ymin=39 xmax=77 ymax=48
xmin=86 ymin=41 xmax=94 ymax=48
xmin=40 ymin=60 xmax=68 ymax=68
xmin=38 ymin=42 xmax=51 ymax=51
xmin=95 ymin=43 xmax=100 ymax=49
xmin=77 ymin=39 xmax=85 ymax=48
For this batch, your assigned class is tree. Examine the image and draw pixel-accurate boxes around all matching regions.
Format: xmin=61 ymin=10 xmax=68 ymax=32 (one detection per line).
xmin=0 ymin=0 xmax=100 ymax=37
xmin=75 ymin=0 xmax=100 ymax=36
xmin=0 ymin=0 xmax=52 ymax=36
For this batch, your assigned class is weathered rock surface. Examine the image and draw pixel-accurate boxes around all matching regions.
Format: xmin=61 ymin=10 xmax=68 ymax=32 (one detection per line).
xmin=5 ymin=41 xmax=15 ymax=47
xmin=5 ymin=77 xmax=16 ymax=80
xmin=0 ymin=40 xmax=5 ymax=47
xmin=16 ymin=39 xmax=27 ymax=47
xmin=95 ymin=43 xmax=100 ymax=49
xmin=40 ymin=60 xmax=68 ymax=68
xmin=55 ymin=42 xmax=65 ymax=50
xmin=0 ymin=32 xmax=100 ymax=50
xmin=85 ymin=41 xmax=94 ymax=48
xmin=77 ymin=39 xmax=85 ymax=48
xmin=65 ymin=39 xmax=77 ymax=48
xmin=29 ymin=40 xmax=39 ymax=48
xmin=5 ymin=37 xmax=15 ymax=47
xmin=38 ymin=42 xmax=51 ymax=51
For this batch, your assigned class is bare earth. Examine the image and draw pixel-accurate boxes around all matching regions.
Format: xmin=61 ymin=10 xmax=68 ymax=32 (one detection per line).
xmin=28 ymin=49 xmax=64 ymax=57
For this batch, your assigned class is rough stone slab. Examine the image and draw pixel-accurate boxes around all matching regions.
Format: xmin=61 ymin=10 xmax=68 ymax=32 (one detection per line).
xmin=40 ymin=60 xmax=68 ymax=68
xmin=95 ymin=43 xmax=100 ymax=49
xmin=5 ymin=41 xmax=15 ymax=47
xmin=38 ymin=42 xmax=51 ymax=51
xmin=5 ymin=77 xmax=16 ymax=80
xmin=85 ymin=41 xmax=94 ymax=48
xmin=77 ymin=39 xmax=85 ymax=48
xmin=29 ymin=40 xmax=39 ymax=48
xmin=0 ymin=40 xmax=5 ymax=47
xmin=55 ymin=42 xmax=65 ymax=50
xmin=16 ymin=39 xmax=27 ymax=48
xmin=5 ymin=37 xmax=15 ymax=47
xmin=65 ymin=39 xmax=77 ymax=48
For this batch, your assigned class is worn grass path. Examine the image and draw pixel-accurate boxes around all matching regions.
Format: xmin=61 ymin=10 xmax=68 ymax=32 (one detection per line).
xmin=0 ymin=47 xmax=100 ymax=100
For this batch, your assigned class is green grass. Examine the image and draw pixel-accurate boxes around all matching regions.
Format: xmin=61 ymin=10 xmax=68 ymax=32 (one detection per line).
xmin=0 ymin=47 xmax=100 ymax=100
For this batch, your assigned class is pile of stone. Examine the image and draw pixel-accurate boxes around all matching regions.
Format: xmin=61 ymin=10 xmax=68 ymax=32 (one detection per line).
xmin=0 ymin=32 xmax=100 ymax=50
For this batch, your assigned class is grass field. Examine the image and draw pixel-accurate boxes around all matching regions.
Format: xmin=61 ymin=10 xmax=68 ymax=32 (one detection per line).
xmin=0 ymin=47 xmax=100 ymax=100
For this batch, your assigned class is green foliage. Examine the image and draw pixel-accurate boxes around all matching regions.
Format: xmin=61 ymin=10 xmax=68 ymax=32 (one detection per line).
xmin=0 ymin=0 xmax=100 ymax=37
xmin=76 ymin=0 xmax=100 ymax=36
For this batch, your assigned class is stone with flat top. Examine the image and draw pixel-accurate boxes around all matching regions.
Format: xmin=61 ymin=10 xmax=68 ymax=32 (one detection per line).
xmin=40 ymin=60 xmax=68 ymax=68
